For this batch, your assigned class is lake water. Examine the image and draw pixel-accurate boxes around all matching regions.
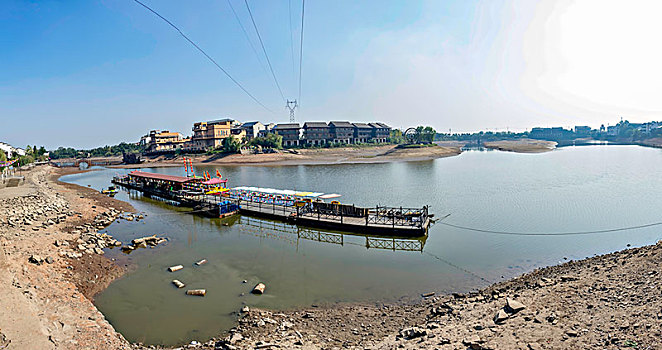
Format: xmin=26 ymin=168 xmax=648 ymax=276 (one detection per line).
xmin=60 ymin=145 xmax=662 ymax=345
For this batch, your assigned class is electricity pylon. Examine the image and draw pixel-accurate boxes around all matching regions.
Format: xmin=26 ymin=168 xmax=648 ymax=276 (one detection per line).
xmin=286 ymin=100 xmax=298 ymax=123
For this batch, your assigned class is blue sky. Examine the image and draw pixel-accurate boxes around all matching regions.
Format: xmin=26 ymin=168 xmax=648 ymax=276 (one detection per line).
xmin=2 ymin=0 xmax=661 ymax=149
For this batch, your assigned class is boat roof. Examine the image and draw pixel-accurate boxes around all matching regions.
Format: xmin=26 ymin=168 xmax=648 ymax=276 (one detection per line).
xmin=128 ymin=171 xmax=195 ymax=184
xmin=231 ymin=186 xmax=334 ymax=198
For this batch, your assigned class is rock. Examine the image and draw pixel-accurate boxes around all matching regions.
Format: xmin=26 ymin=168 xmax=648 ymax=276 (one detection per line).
xmin=560 ymin=275 xmax=578 ymax=282
xmin=228 ymin=333 xmax=243 ymax=344
xmin=45 ymin=256 xmax=54 ymax=264
xmin=566 ymin=330 xmax=578 ymax=337
xmin=505 ymin=298 xmax=526 ymax=313
xmin=172 ymin=280 xmax=186 ymax=288
xmin=399 ymin=327 xmax=427 ymax=340
xmin=28 ymin=255 xmax=44 ymax=265
xmin=168 ymin=265 xmax=183 ymax=272
xmin=195 ymin=259 xmax=207 ymax=266
xmin=186 ymin=289 xmax=206 ymax=296
xmin=463 ymin=335 xmax=483 ymax=349
xmin=241 ymin=306 xmax=250 ymax=313
xmin=252 ymin=283 xmax=266 ymax=294
xmin=421 ymin=292 xmax=435 ymax=298
xmin=494 ymin=309 xmax=509 ymax=324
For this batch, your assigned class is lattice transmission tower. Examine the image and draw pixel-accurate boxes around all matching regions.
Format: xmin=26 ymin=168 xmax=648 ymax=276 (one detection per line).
xmin=286 ymin=99 xmax=298 ymax=123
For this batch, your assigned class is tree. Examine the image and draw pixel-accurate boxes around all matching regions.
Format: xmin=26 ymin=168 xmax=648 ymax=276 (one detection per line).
xmin=0 ymin=149 xmax=6 ymax=162
xmin=248 ymin=133 xmax=283 ymax=149
xmin=388 ymin=129 xmax=406 ymax=144
xmin=221 ymin=137 xmax=241 ymax=153
xmin=38 ymin=146 xmax=47 ymax=156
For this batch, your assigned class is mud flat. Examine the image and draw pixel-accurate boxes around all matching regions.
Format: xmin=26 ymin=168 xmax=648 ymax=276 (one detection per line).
xmin=111 ymin=144 xmax=462 ymax=169
xmin=484 ymin=139 xmax=557 ymax=153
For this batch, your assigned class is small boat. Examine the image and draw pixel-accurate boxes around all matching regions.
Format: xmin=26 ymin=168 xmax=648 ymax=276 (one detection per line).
xmin=101 ymin=186 xmax=118 ymax=195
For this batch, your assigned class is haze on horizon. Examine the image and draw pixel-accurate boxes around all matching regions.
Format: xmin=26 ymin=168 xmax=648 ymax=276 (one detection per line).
xmin=2 ymin=0 xmax=662 ymax=149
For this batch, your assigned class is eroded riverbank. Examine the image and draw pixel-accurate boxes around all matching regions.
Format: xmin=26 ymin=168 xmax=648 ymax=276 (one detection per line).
xmin=0 ymin=166 xmax=135 ymax=349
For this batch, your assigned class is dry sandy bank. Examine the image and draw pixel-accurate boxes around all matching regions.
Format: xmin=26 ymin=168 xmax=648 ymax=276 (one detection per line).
xmin=111 ymin=144 xmax=462 ymax=169
xmin=483 ymin=139 xmax=557 ymax=153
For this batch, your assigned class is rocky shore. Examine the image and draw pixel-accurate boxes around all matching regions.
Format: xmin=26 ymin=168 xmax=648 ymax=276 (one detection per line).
xmin=0 ymin=166 xmax=135 ymax=349
xmin=1 ymin=165 xmax=661 ymax=350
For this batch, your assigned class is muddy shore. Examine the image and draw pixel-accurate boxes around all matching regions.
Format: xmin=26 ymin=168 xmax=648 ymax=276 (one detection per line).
xmin=1 ymin=165 xmax=661 ymax=349
xmin=110 ymin=144 xmax=462 ymax=169
xmin=483 ymin=139 xmax=557 ymax=153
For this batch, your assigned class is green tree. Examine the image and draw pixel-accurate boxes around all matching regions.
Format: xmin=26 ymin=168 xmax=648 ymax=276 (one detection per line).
xmin=0 ymin=149 xmax=6 ymax=162
xmin=248 ymin=133 xmax=283 ymax=149
xmin=222 ymin=137 xmax=241 ymax=153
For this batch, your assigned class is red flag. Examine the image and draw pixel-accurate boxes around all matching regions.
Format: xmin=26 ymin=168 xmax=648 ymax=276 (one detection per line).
xmin=184 ymin=157 xmax=188 ymax=172
xmin=216 ymin=169 xmax=222 ymax=178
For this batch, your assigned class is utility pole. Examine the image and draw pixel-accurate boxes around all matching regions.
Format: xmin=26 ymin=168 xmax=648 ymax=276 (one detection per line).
xmin=286 ymin=100 xmax=297 ymax=123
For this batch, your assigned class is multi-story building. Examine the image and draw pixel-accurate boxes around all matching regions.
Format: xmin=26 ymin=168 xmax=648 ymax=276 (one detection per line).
xmin=230 ymin=127 xmax=247 ymax=142
xmin=142 ymin=130 xmax=189 ymax=153
xmin=273 ymin=123 xmax=301 ymax=147
xmin=0 ymin=142 xmax=25 ymax=159
xmin=329 ymin=121 xmax=354 ymax=144
xmin=240 ymin=121 xmax=265 ymax=140
xmin=190 ymin=119 xmax=234 ymax=151
xmin=369 ymin=122 xmax=391 ymax=143
xmin=302 ymin=122 xmax=331 ymax=146
xmin=574 ymin=126 xmax=592 ymax=136
xmin=352 ymin=123 xmax=373 ymax=143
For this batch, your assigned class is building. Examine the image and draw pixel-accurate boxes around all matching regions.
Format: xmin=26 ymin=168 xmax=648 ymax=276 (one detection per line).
xmin=352 ymin=123 xmax=373 ymax=143
xmin=273 ymin=123 xmax=301 ymax=147
xmin=0 ymin=142 xmax=25 ymax=158
xmin=369 ymin=122 xmax=391 ymax=143
xmin=329 ymin=121 xmax=354 ymax=144
xmin=302 ymin=122 xmax=331 ymax=146
xmin=191 ymin=119 xmax=234 ymax=151
xmin=574 ymin=126 xmax=592 ymax=136
xmin=142 ymin=130 xmax=189 ymax=153
xmin=530 ymin=127 xmax=568 ymax=140
xmin=230 ymin=127 xmax=247 ymax=142
xmin=240 ymin=121 xmax=265 ymax=140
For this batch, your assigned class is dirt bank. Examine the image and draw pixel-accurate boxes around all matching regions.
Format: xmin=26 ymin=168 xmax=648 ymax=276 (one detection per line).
xmin=483 ymin=139 xmax=557 ymax=153
xmin=200 ymin=241 xmax=662 ymax=350
xmin=0 ymin=165 xmax=136 ymax=349
xmin=110 ymin=144 xmax=462 ymax=169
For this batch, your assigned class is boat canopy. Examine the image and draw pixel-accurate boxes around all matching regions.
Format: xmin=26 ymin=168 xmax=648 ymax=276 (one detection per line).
xmin=231 ymin=186 xmax=337 ymax=199
xmin=202 ymin=178 xmax=228 ymax=185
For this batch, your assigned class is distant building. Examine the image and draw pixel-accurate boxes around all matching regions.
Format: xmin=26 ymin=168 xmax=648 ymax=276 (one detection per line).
xmin=574 ymin=126 xmax=592 ymax=136
xmin=530 ymin=127 xmax=567 ymax=140
xmin=0 ymin=142 xmax=25 ymax=158
xmin=191 ymin=119 xmax=235 ymax=151
xmin=240 ymin=121 xmax=265 ymax=140
xmin=329 ymin=121 xmax=354 ymax=144
xmin=230 ymin=127 xmax=247 ymax=142
xmin=352 ymin=123 xmax=373 ymax=143
xmin=142 ymin=130 xmax=189 ymax=153
xmin=273 ymin=123 xmax=301 ymax=147
xmin=303 ymin=122 xmax=331 ymax=146
xmin=607 ymin=125 xmax=619 ymax=136
xmin=369 ymin=122 xmax=391 ymax=143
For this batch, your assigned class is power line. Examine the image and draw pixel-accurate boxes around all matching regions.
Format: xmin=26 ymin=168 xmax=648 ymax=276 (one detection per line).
xmin=226 ymin=0 xmax=267 ymax=75
xmin=288 ymin=0 xmax=297 ymax=81
xmin=244 ymin=0 xmax=286 ymax=102
xmin=132 ymin=0 xmax=276 ymax=114
xmin=298 ymin=0 xmax=305 ymax=104
xmin=439 ymin=220 xmax=662 ymax=236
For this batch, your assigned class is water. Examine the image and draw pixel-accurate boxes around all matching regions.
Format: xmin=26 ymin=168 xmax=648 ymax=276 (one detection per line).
xmin=60 ymin=145 xmax=662 ymax=345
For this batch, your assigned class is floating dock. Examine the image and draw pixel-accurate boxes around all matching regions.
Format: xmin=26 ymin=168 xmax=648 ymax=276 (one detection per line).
xmin=112 ymin=171 xmax=430 ymax=237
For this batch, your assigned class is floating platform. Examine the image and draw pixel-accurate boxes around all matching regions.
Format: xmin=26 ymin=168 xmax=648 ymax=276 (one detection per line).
xmin=112 ymin=171 xmax=430 ymax=237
